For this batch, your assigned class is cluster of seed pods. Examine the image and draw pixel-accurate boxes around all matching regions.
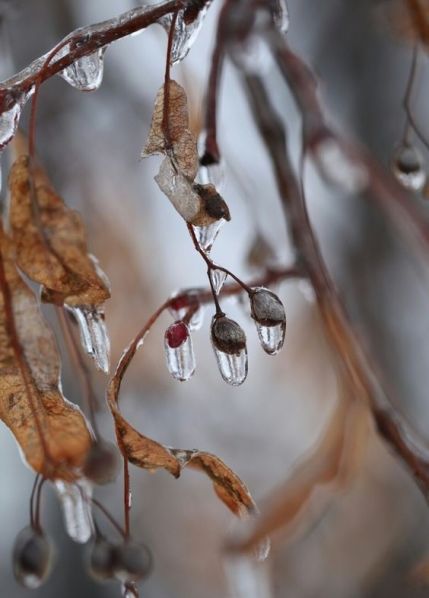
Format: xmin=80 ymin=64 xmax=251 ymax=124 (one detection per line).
xmin=164 ymin=285 xmax=286 ymax=386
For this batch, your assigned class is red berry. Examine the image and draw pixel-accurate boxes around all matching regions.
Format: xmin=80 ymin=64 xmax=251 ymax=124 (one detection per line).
xmin=165 ymin=322 xmax=189 ymax=349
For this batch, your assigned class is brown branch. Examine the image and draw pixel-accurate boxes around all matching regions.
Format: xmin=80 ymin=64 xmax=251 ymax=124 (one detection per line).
xmin=0 ymin=1 xmax=181 ymax=113
xmin=243 ymin=73 xmax=429 ymax=498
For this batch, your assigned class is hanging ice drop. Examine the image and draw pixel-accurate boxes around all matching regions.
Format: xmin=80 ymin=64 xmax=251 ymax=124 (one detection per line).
xmin=272 ymin=0 xmax=290 ymax=33
xmin=210 ymin=269 xmax=227 ymax=295
xmin=193 ymin=219 xmax=225 ymax=253
xmin=54 ymin=479 xmax=94 ymax=543
xmin=391 ymin=143 xmax=426 ymax=192
xmin=59 ymin=48 xmax=106 ymax=91
xmin=69 ymin=306 xmax=110 ymax=373
xmin=159 ymin=3 xmax=211 ymax=64
xmin=250 ymin=287 xmax=286 ymax=355
xmin=164 ymin=321 xmax=196 ymax=381
xmin=211 ymin=315 xmax=248 ymax=386
xmin=0 ymin=88 xmax=34 ymax=150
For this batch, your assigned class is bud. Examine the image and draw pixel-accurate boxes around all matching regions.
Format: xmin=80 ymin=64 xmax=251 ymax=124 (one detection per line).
xmin=114 ymin=541 xmax=152 ymax=582
xmin=83 ymin=440 xmax=120 ymax=485
xmin=249 ymin=287 xmax=286 ymax=355
xmin=164 ymin=321 xmax=196 ymax=381
xmin=211 ymin=315 xmax=248 ymax=385
xmin=87 ymin=537 xmax=117 ymax=581
xmin=13 ymin=527 xmax=54 ymax=589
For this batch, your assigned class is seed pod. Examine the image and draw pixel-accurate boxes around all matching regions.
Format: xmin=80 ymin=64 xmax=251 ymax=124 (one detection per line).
xmin=391 ymin=143 xmax=426 ymax=191
xmin=83 ymin=440 xmax=120 ymax=485
xmin=13 ymin=526 xmax=54 ymax=589
xmin=113 ymin=541 xmax=152 ymax=582
xmin=211 ymin=315 xmax=248 ymax=385
xmin=87 ymin=537 xmax=117 ymax=581
xmin=250 ymin=287 xmax=286 ymax=355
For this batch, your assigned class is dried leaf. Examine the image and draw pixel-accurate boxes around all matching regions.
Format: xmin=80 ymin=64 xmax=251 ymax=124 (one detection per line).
xmin=376 ymin=0 xmax=429 ymax=47
xmin=9 ymin=155 xmax=110 ymax=309
xmin=0 ymin=223 xmax=92 ymax=480
xmin=142 ymin=80 xmax=198 ymax=179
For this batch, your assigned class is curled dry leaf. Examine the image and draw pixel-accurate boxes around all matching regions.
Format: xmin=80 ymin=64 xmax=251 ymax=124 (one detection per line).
xmin=230 ymin=384 xmax=371 ymax=554
xmin=0 ymin=223 xmax=91 ymax=480
xmin=375 ymin=0 xmax=429 ymax=47
xmin=142 ymin=79 xmax=198 ymax=180
xmin=8 ymin=155 xmax=110 ymax=309
xmin=106 ymin=334 xmax=256 ymax=517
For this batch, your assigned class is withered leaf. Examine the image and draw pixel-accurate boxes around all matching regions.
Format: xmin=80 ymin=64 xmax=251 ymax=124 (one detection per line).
xmin=107 ymin=365 xmax=255 ymax=516
xmin=0 ymin=223 xmax=92 ymax=480
xmin=142 ymin=80 xmax=198 ymax=180
xmin=9 ymin=155 xmax=110 ymax=309
xmin=376 ymin=0 xmax=429 ymax=47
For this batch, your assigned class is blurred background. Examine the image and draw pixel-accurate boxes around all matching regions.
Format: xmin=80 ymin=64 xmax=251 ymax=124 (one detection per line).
xmin=1 ymin=0 xmax=429 ymax=596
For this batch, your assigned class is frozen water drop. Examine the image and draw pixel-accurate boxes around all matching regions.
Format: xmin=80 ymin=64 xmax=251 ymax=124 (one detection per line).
xmin=169 ymin=291 xmax=204 ymax=331
xmin=313 ymin=136 xmax=368 ymax=193
xmin=224 ymin=554 xmax=272 ymax=598
xmin=164 ymin=321 xmax=196 ymax=381
xmin=197 ymin=132 xmax=225 ymax=190
xmin=0 ymin=88 xmax=34 ymax=150
xmin=159 ymin=3 xmax=211 ymax=65
xmin=122 ymin=582 xmax=139 ymax=598
xmin=210 ymin=269 xmax=227 ymax=295
xmin=272 ymin=0 xmax=289 ymax=33
xmin=69 ymin=306 xmax=110 ymax=373
xmin=253 ymin=535 xmax=271 ymax=562
xmin=250 ymin=287 xmax=286 ymax=355
xmin=59 ymin=48 xmax=106 ymax=91
xmin=391 ymin=143 xmax=426 ymax=191
xmin=193 ymin=219 xmax=225 ymax=253
xmin=211 ymin=316 xmax=248 ymax=386
xmin=54 ymin=479 xmax=94 ymax=543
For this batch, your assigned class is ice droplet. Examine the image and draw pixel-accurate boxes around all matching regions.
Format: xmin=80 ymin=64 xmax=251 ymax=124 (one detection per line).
xmin=159 ymin=3 xmax=211 ymax=64
xmin=272 ymin=0 xmax=290 ymax=33
xmin=193 ymin=219 xmax=225 ymax=253
xmin=59 ymin=48 xmax=106 ymax=91
xmin=0 ymin=88 xmax=34 ymax=150
xmin=391 ymin=143 xmax=426 ymax=192
xmin=169 ymin=291 xmax=204 ymax=331
xmin=197 ymin=132 xmax=225 ymax=191
xmin=69 ymin=306 xmax=110 ymax=373
xmin=250 ymin=288 xmax=286 ymax=355
xmin=224 ymin=554 xmax=273 ymax=598
xmin=211 ymin=316 xmax=248 ymax=386
xmin=122 ymin=582 xmax=139 ymax=598
xmin=164 ymin=321 xmax=196 ymax=381
xmin=54 ymin=479 xmax=94 ymax=543
xmin=210 ymin=269 xmax=227 ymax=295
xmin=313 ymin=136 xmax=368 ymax=193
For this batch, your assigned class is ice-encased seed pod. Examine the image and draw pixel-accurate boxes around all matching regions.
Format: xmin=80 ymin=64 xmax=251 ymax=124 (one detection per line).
xmin=113 ymin=541 xmax=153 ymax=582
xmin=211 ymin=315 xmax=248 ymax=386
xmin=250 ymin=287 xmax=286 ymax=355
xmin=13 ymin=527 xmax=54 ymax=589
xmin=87 ymin=537 xmax=117 ymax=581
xmin=164 ymin=321 xmax=196 ymax=381
xmin=83 ymin=440 xmax=120 ymax=485
xmin=391 ymin=143 xmax=426 ymax=191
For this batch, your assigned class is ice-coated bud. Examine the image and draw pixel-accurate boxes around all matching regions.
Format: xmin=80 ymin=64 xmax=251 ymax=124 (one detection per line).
xmin=249 ymin=287 xmax=286 ymax=355
xmin=211 ymin=315 xmax=248 ymax=385
xmin=113 ymin=541 xmax=153 ymax=582
xmin=83 ymin=440 xmax=120 ymax=485
xmin=13 ymin=527 xmax=54 ymax=589
xmin=164 ymin=321 xmax=196 ymax=381
xmin=391 ymin=143 xmax=426 ymax=192
xmin=87 ymin=537 xmax=117 ymax=581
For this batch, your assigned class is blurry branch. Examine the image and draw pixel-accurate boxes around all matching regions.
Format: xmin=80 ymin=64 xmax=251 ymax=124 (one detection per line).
xmin=243 ymin=71 xmax=429 ymax=512
xmin=0 ymin=0 xmax=182 ymax=111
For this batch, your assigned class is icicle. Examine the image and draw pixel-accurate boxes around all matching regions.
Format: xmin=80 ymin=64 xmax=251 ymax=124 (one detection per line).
xmin=250 ymin=288 xmax=286 ymax=355
xmin=272 ymin=0 xmax=290 ymax=33
xmin=59 ymin=48 xmax=106 ymax=91
xmin=210 ymin=269 xmax=227 ymax=295
xmin=158 ymin=3 xmax=211 ymax=65
xmin=54 ymin=479 xmax=94 ymax=543
xmin=0 ymin=88 xmax=34 ymax=150
xmin=391 ymin=143 xmax=426 ymax=191
xmin=313 ymin=136 xmax=368 ymax=193
xmin=197 ymin=132 xmax=225 ymax=191
xmin=122 ymin=582 xmax=139 ymax=598
xmin=69 ymin=306 xmax=110 ymax=373
xmin=169 ymin=291 xmax=204 ymax=331
xmin=164 ymin=321 xmax=196 ymax=381
xmin=224 ymin=554 xmax=273 ymax=598
xmin=193 ymin=219 xmax=225 ymax=253
xmin=211 ymin=316 xmax=248 ymax=386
